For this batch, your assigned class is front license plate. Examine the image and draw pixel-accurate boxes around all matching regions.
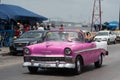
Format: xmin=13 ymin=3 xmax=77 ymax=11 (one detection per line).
xmin=16 ymin=47 xmax=23 ymax=50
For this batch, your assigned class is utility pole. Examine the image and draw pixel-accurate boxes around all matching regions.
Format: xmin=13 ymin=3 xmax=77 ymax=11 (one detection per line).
xmin=91 ymin=0 xmax=102 ymax=32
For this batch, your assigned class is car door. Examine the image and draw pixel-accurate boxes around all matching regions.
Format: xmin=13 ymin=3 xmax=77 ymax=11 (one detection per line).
xmin=82 ymin=42 xmax=97 ymax=65
xmin=111 ymin=31 xmax=116 ymax=41
xmin=78 ymin=33 xmax=97 ymax=65
xmin=109 ymin=31 xmax=115 ymax=42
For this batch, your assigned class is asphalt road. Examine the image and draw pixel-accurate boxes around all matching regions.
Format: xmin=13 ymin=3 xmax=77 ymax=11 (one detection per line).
xmin=0 ymin=44 xmax=120 ymax=80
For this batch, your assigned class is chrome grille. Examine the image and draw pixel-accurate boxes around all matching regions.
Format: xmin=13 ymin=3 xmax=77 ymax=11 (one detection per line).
xmin=24 ymin=56 xmax=65 ymax=62
xmin=15 ymin=43 xmax=27 ymax=47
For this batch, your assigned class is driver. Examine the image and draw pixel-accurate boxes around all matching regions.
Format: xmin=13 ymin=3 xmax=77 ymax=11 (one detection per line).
xmin=85 ymin=32 xmax=95 ymax=42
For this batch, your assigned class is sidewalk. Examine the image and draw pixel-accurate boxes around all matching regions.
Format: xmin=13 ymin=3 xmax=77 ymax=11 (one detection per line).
xmin=0 ymin=47 xmax=10 ymax=56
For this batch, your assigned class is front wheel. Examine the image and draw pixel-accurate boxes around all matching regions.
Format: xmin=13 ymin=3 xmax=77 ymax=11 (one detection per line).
xmin=113 ymin=39 xmax=116 ymax=44
xmin=28 ymin=67 xmax=38 ymax=73
xmin=74 ymin=56 xmax=82 ymax=75
xmin=94 ymin=54 xmax=103 ymax=68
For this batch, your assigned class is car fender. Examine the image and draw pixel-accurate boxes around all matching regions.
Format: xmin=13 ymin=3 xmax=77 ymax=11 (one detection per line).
xmin=95 ymin=41 xmax=107 ymax=51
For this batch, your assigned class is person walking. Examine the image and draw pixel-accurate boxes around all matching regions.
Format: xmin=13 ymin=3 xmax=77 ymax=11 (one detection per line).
xmin=46 ymin=24 xmax=50 ymax=30
xmin=59 ymin=24 xmax=64 ymax=31
xmin=38 ymin=24 xmax=44 ymax=30
xmin=17 ymin=22 xmax=24 ymax=35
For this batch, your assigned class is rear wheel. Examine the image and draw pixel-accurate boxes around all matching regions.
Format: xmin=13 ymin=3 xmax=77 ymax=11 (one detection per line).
xmin=94 ymin=54 xmax=103 ymax=68
xmin=28 ymin=67 xmax=38 ymax=73
xmin=74 ymin=56 xmax=82 ymax=75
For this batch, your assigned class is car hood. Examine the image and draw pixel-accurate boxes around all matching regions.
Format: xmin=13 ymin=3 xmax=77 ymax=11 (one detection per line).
xmin=26 ymin=41 xmax=83 ymax=56
xmin=95 ymin=36 xmax=109 ymax=39
xmin=14 ymin=38 xmax=40 ymax=43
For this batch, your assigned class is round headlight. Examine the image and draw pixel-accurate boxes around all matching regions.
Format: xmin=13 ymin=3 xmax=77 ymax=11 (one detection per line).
xmin=64 ymin=48 xmax=72 ymax=55
xmin=24 ymin=48 xmax=30 ymax=55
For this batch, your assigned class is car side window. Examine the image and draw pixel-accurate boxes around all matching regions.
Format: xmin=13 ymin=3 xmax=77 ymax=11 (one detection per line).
xmin=47 ymin=32 xmax=59 ymax=40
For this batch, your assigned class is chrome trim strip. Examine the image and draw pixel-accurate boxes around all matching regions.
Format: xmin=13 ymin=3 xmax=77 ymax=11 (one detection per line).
xmin=75 ymin=48 xmax=98 ymax=54
xmin=23 ymin=62 xmax=75 ymax=68
xmin=25 ymin=55 xmax=65 ymax=57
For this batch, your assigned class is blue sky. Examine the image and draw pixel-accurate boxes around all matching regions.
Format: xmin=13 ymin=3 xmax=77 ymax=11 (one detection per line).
xmin=1 ymin=0 xmax=120 ymax=23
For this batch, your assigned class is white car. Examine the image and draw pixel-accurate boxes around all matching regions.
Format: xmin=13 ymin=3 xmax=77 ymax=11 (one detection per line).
xmin=114 ymin=31 xmax=120 ymax=41
xmin=94 ymin=31 xmax=117 ymax=45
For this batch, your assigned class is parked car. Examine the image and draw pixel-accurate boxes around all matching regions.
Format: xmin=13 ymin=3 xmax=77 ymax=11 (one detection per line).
xmin=23 ymin=30 xmax=108 ymax=75
xmin=9 ymin=30 xmax=48 ymax=55
xmin=114 ymin=31 xmax=120 ymax=42
xmin=94 ymin=30 xmax=117 ymax=45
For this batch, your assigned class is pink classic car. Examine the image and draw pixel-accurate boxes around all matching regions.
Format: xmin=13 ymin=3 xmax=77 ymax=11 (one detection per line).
xmin=23 ymin=30 xmax=108 ymax=74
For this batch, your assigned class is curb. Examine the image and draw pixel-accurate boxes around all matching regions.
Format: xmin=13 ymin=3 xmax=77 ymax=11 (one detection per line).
xmin=0 ymin=47 xmax=10 ymax=56
xmin=0 ymin=52 xmax=9 ymax=56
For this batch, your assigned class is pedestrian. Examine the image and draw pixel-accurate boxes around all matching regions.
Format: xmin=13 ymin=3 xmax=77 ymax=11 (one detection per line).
xmin=38 ymin=24 xmax=44 ymax=30
xmin=17 ymin=22 xmax=25 ymax=35
xmin=14 ymin=27 xmax=20 ymax=38
xmin=24 ymin=24 xmax=30 ymax=32
xmin=46 ymin=25 xmax=50 ymax=30
xmin=59 ymin=24 xmax=64 ymax=31
xmin=43 ymin=24 xmax=47 ymax=30
xmin=33 ymin=23 xmax=38 ymax=30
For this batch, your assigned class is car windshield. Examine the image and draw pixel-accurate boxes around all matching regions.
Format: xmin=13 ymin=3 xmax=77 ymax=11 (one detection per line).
xmin=97 ymin=32 xmax=108 ymax=36
xmin=19 ymin=31 xmax=43 ymax=38
xmin=46 ymin=31 xmax=84 ymax=42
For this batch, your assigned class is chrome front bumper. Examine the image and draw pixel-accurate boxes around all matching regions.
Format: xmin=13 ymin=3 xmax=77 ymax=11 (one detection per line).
xmin=23 ymin=61 xmax=75 ymax=68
